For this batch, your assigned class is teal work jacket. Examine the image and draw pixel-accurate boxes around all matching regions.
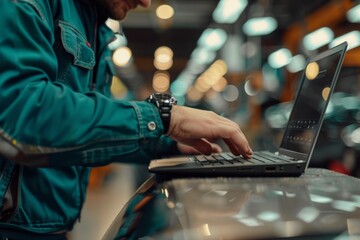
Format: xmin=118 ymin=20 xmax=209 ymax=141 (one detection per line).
xmin=0 ymin=0 xmax=176 ymax=235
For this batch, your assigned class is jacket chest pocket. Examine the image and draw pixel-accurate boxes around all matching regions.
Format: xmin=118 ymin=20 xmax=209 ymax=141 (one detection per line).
xmin=59 ymin=21 xmax=95 ymax=69
xmin=55 ymin=21 xmax=95 ymax=90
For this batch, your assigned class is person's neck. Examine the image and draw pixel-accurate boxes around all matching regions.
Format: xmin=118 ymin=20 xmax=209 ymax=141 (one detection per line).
xmin=78 ymin=0 xmax=108 ymax=23
xmin=78 ymin=0 xmax=94 ymax=4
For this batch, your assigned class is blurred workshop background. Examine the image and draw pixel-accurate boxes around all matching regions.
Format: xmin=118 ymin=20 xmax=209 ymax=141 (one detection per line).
xmin=69 ymin=0 xmax=360 ymax=239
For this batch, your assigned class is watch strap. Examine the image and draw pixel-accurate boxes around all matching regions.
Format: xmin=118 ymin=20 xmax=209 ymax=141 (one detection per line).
xmin=146 ymin=93 xmax=177 ymax=134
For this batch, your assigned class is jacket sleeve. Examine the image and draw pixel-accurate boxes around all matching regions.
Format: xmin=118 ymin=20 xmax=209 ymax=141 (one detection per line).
xmin=0 ymin=1 xmax=168 ymax=167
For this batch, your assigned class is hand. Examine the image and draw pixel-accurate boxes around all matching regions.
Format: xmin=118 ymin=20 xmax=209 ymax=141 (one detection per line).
xmin=168 ymin=105 xmax=253 ymax=157
xmin=177 ymin=142 xmax=223 ymax=155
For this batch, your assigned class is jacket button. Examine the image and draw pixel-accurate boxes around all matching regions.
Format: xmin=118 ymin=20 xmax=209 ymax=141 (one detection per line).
xmin=147 ymin=121 xmax=157 ymax=131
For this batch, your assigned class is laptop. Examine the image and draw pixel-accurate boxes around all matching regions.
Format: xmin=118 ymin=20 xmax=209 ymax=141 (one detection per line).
xmin=149 ymin=42 xmax=348 ymax=178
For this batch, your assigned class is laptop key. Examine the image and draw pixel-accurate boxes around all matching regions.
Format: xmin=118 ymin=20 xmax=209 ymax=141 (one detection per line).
xmin=194 ymin=160 xmax=202 ymax=166
xmin=261 ymin=151 xmax=294 ymax=162
xmin=212 ymin=155 xmax=225 ymax=161
xmin=251 ymin=156 xmax=266 ymax=163
xmin=220 ymin=153 xmax=236 ymax=161
xmin=253 ymin=153 xmax=277 ymax=163
xmin=196 ymin=155 xmax=208 ymax=161
xmin=248 ymin=159 xmax=265 ymax=164
xmin=223 ymin=160 xmax=234 ymax=164
xmin=205 ymin=156 xmax=218 ymax=163
xmin=232 ymin=157 xmax=246 ymax=164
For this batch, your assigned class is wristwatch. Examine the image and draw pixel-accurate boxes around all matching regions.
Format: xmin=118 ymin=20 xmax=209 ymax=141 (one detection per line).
xmin=146 ymin=93 xmax=177 ymax=134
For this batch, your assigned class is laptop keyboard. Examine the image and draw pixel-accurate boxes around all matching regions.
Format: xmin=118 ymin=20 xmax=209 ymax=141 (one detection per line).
xmin=191 ymin=151 xmax=295 ymax=166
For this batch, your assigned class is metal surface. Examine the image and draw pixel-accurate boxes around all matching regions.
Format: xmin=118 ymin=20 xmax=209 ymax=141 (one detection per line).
xmin=103 ymin=168 xmax=360 ymax=239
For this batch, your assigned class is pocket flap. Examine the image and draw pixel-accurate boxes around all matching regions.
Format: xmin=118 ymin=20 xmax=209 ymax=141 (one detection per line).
xmin=59 ymin=21 xmax=95 ymax=69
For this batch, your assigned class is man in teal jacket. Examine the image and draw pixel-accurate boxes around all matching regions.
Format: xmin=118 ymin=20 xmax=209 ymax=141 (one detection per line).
xmin=0 ymin=0 xmax=252 ymax=238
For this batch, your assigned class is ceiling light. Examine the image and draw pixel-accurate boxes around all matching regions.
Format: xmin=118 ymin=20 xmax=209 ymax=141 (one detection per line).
xmin=112 ymin=47 xmax=132 ymax=67
xmin=191 ymin=47 xmax=216 ymax=65
xmin=243 ymin=17 xmax=278 ymax=36
xmin=198 ymin=28 xmax=227 ymax=51
xmin=222 ymin=85 xmax=239 ymax=102
xmin=211 ymin=59 xmax=228 ymax=76
xmin=303 ymin=27 xmax=334 ymax=51
xmin=329 ymin=31 xmax=360 ymax=51
xmin=154 ymin=46 xmax=173 ymax=70
xmin=213 ymin=0 xmax=248 ymax=24
xmin=170 ymin=80 xmax=189 ymax=97
xmin=153 ymin=71 xmax=170 ymax=92
xmin=154 ymin=46 xmax=173 ymax=60
xmin=156 ymin=4 xmax=174 ymax=20
xmin=212 ymin=77 xmax=228 ymax=92
xmin=268 ymin=48 xmax=292 ymax=69
xmin=286 ymin=54 xmax=306 ymax=73
xmin=154 ymin=59 xmax=173 ymax=71
xmin=187 ymin=87 xmax=204 ymax=103
xmin=244 ymin=80 xmax=257 ymax=96
xmin=346 ymin=4 xmax=360 ymax=23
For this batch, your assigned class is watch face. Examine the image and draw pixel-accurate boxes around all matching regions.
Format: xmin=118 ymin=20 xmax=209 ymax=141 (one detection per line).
xmin=152 ymin=93 xmax=177 ymax=105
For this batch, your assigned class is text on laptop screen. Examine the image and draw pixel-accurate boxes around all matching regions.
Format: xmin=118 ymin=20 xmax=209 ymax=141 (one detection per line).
xmin=280 ymin=52 xmax=342 ymax=155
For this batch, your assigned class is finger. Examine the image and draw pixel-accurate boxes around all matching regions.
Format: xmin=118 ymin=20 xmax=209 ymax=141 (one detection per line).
xmin=178 ymin=138 xmax=213 ymax=155
xmin=210 ymin=143 xmax=223 ymax=153
xmin=201 ymin=139 xmax=223 ymax=153
xmin=220 ymin=124 xmax=252 ymax=155
xmin=209 ymin=124 xmax=252 ymax=158
xmin=224 ymin=138 xmax=253 ymax=159
xmin=224 ymin=139 xmax=241 ymax=155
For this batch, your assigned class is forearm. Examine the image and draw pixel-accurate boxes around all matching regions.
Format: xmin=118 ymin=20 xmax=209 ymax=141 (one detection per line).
xmin=0 ymin=1 xmax=167 ymax=167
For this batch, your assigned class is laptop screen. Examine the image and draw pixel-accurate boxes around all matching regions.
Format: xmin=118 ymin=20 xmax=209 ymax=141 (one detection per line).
xmin=279 ymin=48 xmax=344 ymax=156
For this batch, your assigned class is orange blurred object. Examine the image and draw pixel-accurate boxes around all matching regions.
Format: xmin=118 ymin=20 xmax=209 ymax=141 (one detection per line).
xmin=88 ymin=165 xmax=114 ymax=189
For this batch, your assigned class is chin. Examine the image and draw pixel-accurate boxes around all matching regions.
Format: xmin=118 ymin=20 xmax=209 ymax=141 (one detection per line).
xmin=110 ymin=11 xmax=128 ymax=20
xmin=97 ymin=1 xmax=129 ymax=20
